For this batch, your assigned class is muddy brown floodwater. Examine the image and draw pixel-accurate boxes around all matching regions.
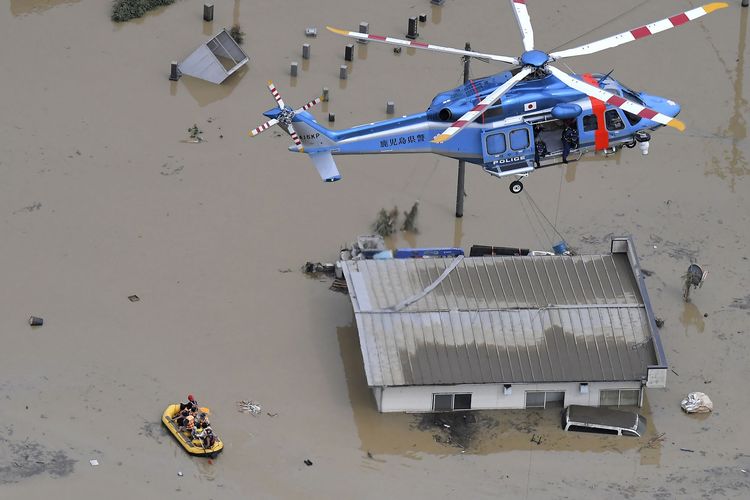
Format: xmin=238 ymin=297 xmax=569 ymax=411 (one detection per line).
xmin=1 ymin=0 xmax=749 ymax=498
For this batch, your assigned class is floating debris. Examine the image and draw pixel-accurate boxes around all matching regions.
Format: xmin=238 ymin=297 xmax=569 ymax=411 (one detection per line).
xmin=682 ymin=263 xmax=707 ymax=302
xmin=128 ymin=295 xmax=140 ymax=302
xmin=302 ymin=262 xmax=335 ymax=276
xmin=681 ymin=392 xmax=713 ymax=413
xmin=305 ymin=27 xmax=318 ymax=37
xmin=28 ymin=316 xmax=44 ymax=327
xmin=188 ymin=124 xmax=204 ymax=143
xmin=237 ymin=400 xmax=262 ymax=416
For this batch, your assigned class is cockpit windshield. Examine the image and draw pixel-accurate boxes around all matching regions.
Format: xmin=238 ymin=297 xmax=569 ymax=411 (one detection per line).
xmin=622 ymin=88 xmax=645 ymax=106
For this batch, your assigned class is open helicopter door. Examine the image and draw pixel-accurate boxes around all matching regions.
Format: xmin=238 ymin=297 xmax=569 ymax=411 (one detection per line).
xmin=480 ymin=123 xmax=535 ymax=178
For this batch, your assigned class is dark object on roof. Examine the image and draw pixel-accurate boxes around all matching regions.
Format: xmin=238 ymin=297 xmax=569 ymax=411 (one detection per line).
xmin=470 ymin=245 xmax=530 ymax=257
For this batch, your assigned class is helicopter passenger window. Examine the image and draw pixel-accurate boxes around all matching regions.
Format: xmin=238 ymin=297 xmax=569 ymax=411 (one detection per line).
xmin=509 ymin=129 xmax=530 ymax=151
xmin=486 ymin=133 xmax=507 ymax=155
xmin=582 ymin=114 xmax=598 ymax=132
xmin=605 ymin=109 xmax=625 ymax=131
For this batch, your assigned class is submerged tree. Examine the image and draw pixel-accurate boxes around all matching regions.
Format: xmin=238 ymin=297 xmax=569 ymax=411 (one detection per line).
xmin=401 ymin=201 xmax=419 ymax=233
xmin=111 ymin=0 xmax=176 ymax=22
xmin=372 ymin=206 xmax=399 ymax=237
xmin=230 ymin=24 xmax=245 ymax=45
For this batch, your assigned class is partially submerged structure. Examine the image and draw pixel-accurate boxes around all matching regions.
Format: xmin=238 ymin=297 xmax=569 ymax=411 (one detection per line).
xmin=341 ymin=237 xmax=667 ymax=413
xmin=178 ymin=29 xmax=248 ymax=84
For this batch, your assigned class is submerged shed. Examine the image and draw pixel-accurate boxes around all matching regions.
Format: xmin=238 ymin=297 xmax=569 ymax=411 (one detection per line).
xmin=178 ymin=29 xmax=248 ymax=84
xmin=341 ymin=237 xmax=667 ymax=413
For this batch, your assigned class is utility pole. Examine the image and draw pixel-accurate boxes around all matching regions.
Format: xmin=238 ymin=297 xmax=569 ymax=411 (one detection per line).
xmin=455 ymin=42 xmax=470 ymax=218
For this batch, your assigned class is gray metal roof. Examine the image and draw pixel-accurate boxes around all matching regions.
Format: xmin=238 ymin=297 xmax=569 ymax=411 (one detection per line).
xmin=342 ymin=237 xmax=663 ymax=387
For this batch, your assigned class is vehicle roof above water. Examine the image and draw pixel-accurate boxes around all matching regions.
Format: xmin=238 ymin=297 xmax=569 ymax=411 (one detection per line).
xmin=566 ymin=405 xmax=640 ymax=429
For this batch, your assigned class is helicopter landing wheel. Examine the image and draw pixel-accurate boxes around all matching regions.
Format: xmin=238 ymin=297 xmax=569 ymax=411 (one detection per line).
xmin=509 ymin=180 xmax=524 ymax=194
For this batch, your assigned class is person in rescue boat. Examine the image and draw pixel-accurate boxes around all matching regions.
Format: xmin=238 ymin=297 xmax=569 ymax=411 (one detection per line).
xmin=180 ymin=394 xmax=198 ymax=413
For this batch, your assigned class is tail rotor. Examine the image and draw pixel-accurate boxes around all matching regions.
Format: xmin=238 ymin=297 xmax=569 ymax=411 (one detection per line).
xmin=248 ymin=81 xmax=322 ymax=153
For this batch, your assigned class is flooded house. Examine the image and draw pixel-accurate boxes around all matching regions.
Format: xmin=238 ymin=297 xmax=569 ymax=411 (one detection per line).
xmin=341 ymin=237 xmax=667 ymax=413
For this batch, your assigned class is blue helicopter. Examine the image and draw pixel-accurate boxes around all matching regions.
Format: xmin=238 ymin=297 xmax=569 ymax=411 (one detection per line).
xmin=250 ymin=1 xmax=727 ymax=194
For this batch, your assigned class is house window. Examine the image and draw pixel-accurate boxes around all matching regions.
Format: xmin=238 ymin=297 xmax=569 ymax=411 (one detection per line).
xmin=454 ymin=393 xmax=472 ymax=410
xmin=509 ymin=128 xmax=530 ymax=151
xmin=432 ymin=393 xmax=472 ymax=411
xmin=525 ymin=391 xmax=565 ymax=408
xmin=486 ymin=133 xmax=507 ymax=155
xmin=600 ymin=389 xmax=641 ymax=407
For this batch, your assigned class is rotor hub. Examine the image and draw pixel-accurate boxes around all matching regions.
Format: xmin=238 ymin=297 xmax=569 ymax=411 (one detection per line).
xmin=520 ymin=50 xmax=549 ymax=68
xmin=278 ymin=107 xmax=294 ymax=126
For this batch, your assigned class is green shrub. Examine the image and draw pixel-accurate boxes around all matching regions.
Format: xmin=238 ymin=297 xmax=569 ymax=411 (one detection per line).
xmin=112 ymin=0 xmax=176 ymax=22
xmin=230 ymin=25 xmax=245 ymax=45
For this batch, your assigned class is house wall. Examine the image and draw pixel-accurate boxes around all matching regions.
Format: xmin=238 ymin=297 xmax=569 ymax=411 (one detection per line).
xmin=376 ymin=381 xmax=643 ymax=413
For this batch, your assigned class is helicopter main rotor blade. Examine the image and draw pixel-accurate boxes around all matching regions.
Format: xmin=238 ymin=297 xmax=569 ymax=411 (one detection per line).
xmin=511 ymin=0 xmax=534 ymax=52
xmin=249 ymin=118 xmax=279 ymax=137
xmin=549 ymin=2 xmax=728 ymax=61
xmin=267 ymin=80 xmax=285 ymax=109
xmin=326 ymin=26 xmax=519 ymax=65
xmin=287 ymin=124 xmax=304 ymax=152
xmin=432 ymin=66 xmax=534 ymax=144
xmin=547 ymin=66 xmax=685 ymax=131
xmin=294 ymin=96 xmax=323 ymax=115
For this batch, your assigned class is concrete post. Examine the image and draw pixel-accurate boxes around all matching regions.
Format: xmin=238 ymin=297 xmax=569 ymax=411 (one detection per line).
xmin=431 ymin=0 xmax=445 ymax=5
xmin=169 ymin=61 xmax=181 ymax=81
xmin=322 ymin=87 xmax=329 ymax=102
xmin=406 ymin=17 xmax=419 ymax=39
xmin=339 ymin=65 xmax=347 ymax=79
xmin=328 ymin=113 xmax=335 ymax=122
xmin=386 ymin=101 xmax=395 ymax=114
xmin=302 ymin=43 xmax=311 ymax=59
xmin=290 ymin=62 xmax=298 ymax=77
xmin=358 ymin=22 xmax=369 ymax=43
xmin=419 ymin=13 xmax=428 ymax=23
xmin=456 ymin=42 xmax=470 ymax=218
xmin=345 ymin=44 xmax=354 ymax=61
xmin=203 ymin=3 xmax=214 ymax=22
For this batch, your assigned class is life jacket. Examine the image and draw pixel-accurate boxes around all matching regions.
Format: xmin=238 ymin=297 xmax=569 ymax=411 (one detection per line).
xmin=185 ymin=415 xmax=195 ymax=429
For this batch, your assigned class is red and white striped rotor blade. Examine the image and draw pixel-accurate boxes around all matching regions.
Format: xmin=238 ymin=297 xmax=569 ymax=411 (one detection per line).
xmin=432 ymin=67 xmax=534 ymax=144
xmin=547 ymin=66 xmax=685 ymax=131
xmin=249 ymin=118 xmax=278 ymax=137
xmin=287 ymin=124 xmax=304 ymax=151
xmin=267 ymin=80 xmax=286 ymax=109
xmin=326 ymin=26 xmax=519 ymax=65
xmin=511 ymin=0 xmax=534 ymax=52
xmin=294 ymin=96 xmax=323 ymax=115
xmin=549 ymin=2 xmax=728 ymax=60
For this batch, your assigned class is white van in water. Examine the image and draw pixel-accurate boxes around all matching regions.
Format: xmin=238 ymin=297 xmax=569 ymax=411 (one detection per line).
xmin=562 ymin=405 xmax=647 ymax=437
